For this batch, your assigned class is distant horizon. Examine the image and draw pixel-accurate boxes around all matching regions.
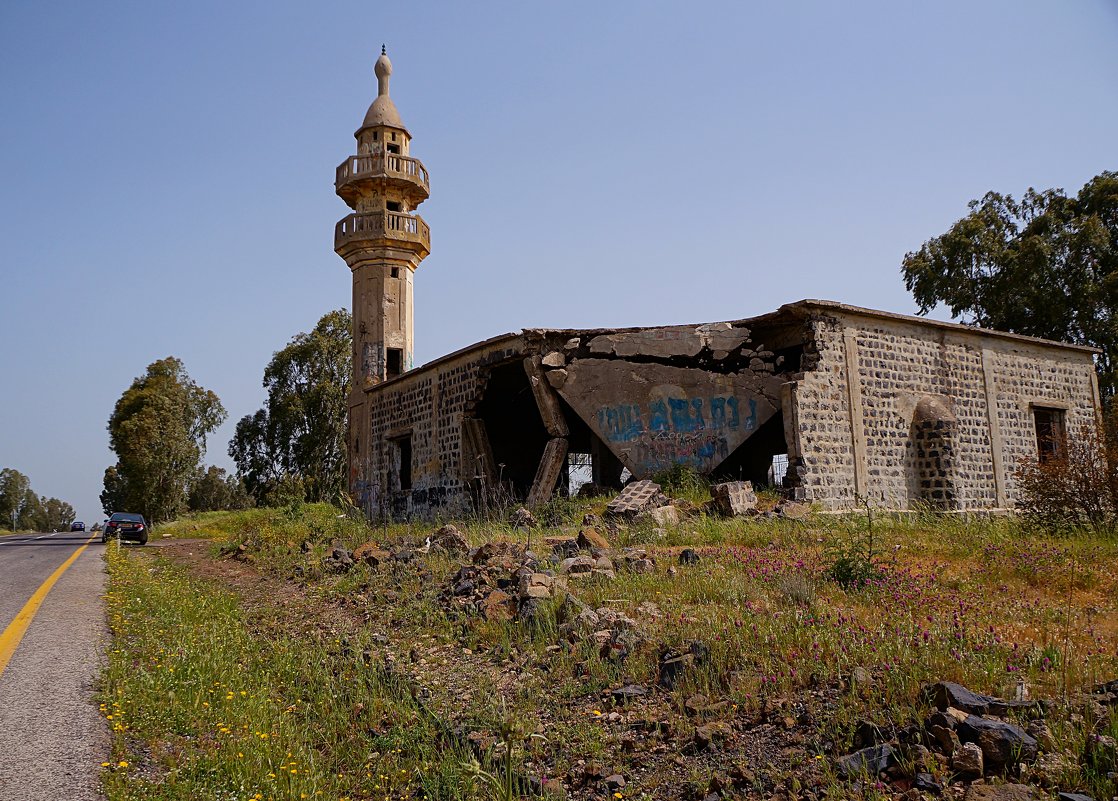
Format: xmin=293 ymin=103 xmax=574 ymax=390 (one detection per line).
xmin=2 ymin=0 xmax=1116 ymax=522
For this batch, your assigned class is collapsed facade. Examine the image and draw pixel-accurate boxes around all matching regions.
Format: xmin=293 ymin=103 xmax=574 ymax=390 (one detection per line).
xmin=335 ymin=53 xmax=1101 ymax=519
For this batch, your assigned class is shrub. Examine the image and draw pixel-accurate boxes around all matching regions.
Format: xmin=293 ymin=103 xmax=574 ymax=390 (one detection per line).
xmin=1015 ymin=426 xmax=1118 ymax=536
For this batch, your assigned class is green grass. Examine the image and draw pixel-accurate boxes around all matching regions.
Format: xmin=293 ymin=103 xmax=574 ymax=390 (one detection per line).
xmin=99 ymin=544 xmax=484 ymax=801
xmin=104 ymin=503 xmax=1118 ymax=800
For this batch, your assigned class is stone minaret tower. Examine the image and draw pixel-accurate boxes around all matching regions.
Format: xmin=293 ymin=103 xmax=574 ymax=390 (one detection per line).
xmin=335 ymin=47 xmax=430 ymax=497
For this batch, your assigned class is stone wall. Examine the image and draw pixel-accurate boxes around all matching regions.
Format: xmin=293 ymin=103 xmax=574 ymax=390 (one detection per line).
xmin=357 ymin=336 xmax=525 ymax=518
xmin=789 ymin=309 xmax=1099 ymax=511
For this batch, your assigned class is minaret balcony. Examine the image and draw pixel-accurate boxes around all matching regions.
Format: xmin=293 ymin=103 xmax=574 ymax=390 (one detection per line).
xmin=334 ymin=211 xmax=430 ymax=257
xmin=336 ymin=153 xmax=430 ymax=206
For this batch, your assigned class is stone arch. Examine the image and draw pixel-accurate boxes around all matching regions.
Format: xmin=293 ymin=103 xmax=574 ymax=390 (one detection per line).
xmin=906 ymin=396 xmax=958 ymax=511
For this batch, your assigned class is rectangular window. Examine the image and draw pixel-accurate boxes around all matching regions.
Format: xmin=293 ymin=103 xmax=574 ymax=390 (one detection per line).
xmin=387 ymin=143 xmax=400 ymax=154
xmin=390 ymin=267 xmax=399 ymax=278
xmin=1033 ymin=407 xmax=1067 ymax=463
xmin=386 ymin=348 xmax=403 ymax=378
xmin=393 ymin=435 xmax=412 ymax=490
xmin=385 ymin=200 xmax=401 ymax=212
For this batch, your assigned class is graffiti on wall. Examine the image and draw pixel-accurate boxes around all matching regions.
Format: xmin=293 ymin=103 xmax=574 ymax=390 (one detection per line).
xmin=596 ymin=393 xmax=758 ymax=474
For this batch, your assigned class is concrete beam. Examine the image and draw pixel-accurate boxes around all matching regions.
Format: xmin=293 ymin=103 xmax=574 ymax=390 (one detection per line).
xmin=524 ymin=355 xmax=569 ymax=438
xmin=527 ymin=437 xmax=568 ymax=508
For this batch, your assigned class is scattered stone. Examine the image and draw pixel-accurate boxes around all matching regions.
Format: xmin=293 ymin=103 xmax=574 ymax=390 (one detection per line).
xmin=429 ymin=524 xmax=469 ymax=555
xmin=776 ymin=500 xmax=812 ymax=520
xmin=604 ymin=774 xmax=625 ymax=791
xmin=541 ymin=351 xmax=566 ymax=368
xmin=928 ymin=723 xmax=962 ymax=755
xmin=694 ymin=722 xmax=731 ymax=751
xmin=658 ymin=642 xmax=709 ymax=690
xmin=957 ymin=714 xmax=1038 ymax=769
xmin=482 ymin=589 xmax=514 ymax=621
xmin=1057 ymin=793 xmax=1097 ymax=801
xmin=577 ymin=527 xmax=611 ymax=550
xmin=914 ymin=772 xmax=942 ymax=793
xmin=679 ymin=548 xmax=701 ymax=565
xmin=923 ymin=681 xmax=1043 ymax=718
xmin=605 ymin=480 xmax=668 ymax=521
xmin=646 ymin=505 xmax=680 ymax=527
xmin=353 ymin=541 xmax=391 ymax=567
xmin=835 ymin=743 xmax=895 ymax=778
xmin=560 ymin=556 xmax=594 ymax=575
xmin=952 ymin=742 xmax=984 ymax=780
xmin=852 ymin=720 xmax=886 ymax=749
xmin=324 ymin=545 xmax=355 ymax=573
xmin=1026 ymin=719 xmax=1056 ymax=752
xmin=628 ymin=558 xmax=655 ymax=574
xmin=709 ymin=481 xmax=757 ymax=517
xmin=611 ymin=685 xmax=646 ymax=704
xmin=962 ymin=784 xmax=1042 ymax=801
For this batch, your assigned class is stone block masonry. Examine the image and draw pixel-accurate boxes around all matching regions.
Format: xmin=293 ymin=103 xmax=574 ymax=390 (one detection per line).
xmin=353 ymin=300 xmax=1099 ymax=519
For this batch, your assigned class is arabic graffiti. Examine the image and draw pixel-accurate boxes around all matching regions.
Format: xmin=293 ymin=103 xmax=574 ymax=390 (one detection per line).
xmin=596 ymin=394 xmax=757 ymax=473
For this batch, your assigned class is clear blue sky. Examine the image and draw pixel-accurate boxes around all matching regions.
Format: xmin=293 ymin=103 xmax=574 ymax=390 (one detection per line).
xmin=2 ymin=1 xmax=1116 ymax=523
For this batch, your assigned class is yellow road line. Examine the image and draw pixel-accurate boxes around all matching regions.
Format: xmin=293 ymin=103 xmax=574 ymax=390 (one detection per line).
xmin=0 ymin=533 xmax=96 ymax=678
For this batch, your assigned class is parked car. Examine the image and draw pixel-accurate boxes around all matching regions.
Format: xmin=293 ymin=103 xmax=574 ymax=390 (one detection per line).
xmin=70 ymin=521 xmax=85 ymax=532
xmin=102 ymin=512 xmax=149 ymax=545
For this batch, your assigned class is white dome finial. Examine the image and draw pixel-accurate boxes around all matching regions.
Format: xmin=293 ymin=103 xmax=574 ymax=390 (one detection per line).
xmin=375 ymin=46 xmax=393 ymax=97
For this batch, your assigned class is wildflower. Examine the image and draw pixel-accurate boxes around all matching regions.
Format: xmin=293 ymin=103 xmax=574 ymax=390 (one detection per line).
xmin=118 ymin=760 xmax=129 ymax=768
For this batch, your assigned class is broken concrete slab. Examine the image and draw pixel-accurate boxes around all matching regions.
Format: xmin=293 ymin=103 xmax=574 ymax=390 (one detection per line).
xmin=555 ymin=359 xmax=781 ymax=478
xmin=587 ymin=323 xmax=750 ymax=360
xmin=605 ymin=480 xmax=668 ymax=520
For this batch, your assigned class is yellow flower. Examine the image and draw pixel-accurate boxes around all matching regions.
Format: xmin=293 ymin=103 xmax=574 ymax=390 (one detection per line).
xmin=101 ymin=762 xmax=110 ymax=767
xmin=118 ymin=760 xmax=129 ymax=768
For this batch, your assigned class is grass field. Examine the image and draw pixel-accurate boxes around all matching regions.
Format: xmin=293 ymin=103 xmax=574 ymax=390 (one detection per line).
xmin=100 ymin=501 xmax=1118 ymax=800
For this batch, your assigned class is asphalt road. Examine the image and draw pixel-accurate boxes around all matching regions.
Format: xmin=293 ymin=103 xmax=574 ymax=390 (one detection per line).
xmin=0 ymin=532 xmax=109 ymax=800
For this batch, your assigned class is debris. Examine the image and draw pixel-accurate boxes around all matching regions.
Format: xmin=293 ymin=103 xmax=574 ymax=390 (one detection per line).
xmin=957 ymin=714 xmax=1038 ymax=769
xmin=952 ymin=741 xmax=984 ymax=780
xmin=429 ymin=524 xmax=469 ymax=555
xmin=577 ymin=527 xmax=611 ymax=550
xmin=605 ymin=480 xmax=668 ymax=521
xmin=834 ymin=743 xmax=895 ymax=777
xmin=709 ymin=481 xmax=757 ymax=517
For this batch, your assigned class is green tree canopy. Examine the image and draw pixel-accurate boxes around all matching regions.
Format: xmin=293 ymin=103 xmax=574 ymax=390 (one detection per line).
xmin=0 ymin=468 xmax=32 ymax=530
xmin=1 ymin=468 xmax=78 ymax=531
xmin=229 ymin=309 xmax=351 ymax=505
xmin=104 ymin=357 xmax=226 ymax=523
xmin=188 ymin=466 xmax=253 ymax=513
xmin=902 ymin=171 xmax=1118 ymax=398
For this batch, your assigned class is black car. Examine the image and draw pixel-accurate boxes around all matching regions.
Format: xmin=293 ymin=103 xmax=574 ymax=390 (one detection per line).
xmin=102 ymin=512 xmax=149 ymax=545
xmin=70 ymin=521 xmax=85 ymax=532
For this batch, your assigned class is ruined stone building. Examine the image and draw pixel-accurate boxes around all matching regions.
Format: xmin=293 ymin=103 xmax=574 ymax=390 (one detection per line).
xmin=335 ymin=52 xmax=1101 ymax=519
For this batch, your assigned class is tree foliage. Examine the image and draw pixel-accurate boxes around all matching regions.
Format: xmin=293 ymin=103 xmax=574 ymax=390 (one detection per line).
xmin=229 ymin=310 xmax=351 ymax=505
xmin=0 ymin=468 xmax=76 ymax=531
xmin=188 ymin=466 xmax=253 ymax=513
xmin=902 ymin=171 xmax=1118 ymax=397
xmin=104 ymin=357 xmax=226 ymax=523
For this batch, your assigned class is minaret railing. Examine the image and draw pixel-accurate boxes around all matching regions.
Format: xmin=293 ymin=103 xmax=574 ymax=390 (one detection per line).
xmin=336 ymin=154 xmax=429 ymax=192
xmin=335 ymin=211 xmax=430 ymax=251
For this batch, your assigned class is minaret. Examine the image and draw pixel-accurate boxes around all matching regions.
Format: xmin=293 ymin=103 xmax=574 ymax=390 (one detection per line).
xmin=335 ymin=47 xmax=430 ymax=498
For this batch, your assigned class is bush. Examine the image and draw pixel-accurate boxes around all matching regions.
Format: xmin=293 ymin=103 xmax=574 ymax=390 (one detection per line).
xmin=1015 ymin=426 xmax=1118 ymax=536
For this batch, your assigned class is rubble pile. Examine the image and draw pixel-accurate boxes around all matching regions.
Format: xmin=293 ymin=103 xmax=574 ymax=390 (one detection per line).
xmin=832 ymin=679 xmax=1116 ymax=799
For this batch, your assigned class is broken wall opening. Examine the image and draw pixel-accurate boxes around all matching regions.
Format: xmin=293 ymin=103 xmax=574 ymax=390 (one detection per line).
xmin=712 ymin=411 xmax=789 ymax=489
xmin=474 ymin=361 xmax=551 ymax=500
